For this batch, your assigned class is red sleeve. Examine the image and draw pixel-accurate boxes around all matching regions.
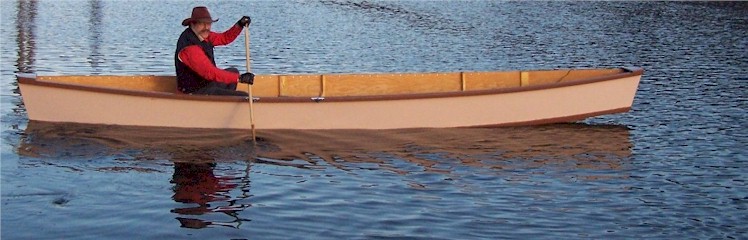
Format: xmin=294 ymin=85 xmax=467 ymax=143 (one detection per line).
xmin=178 ymin=45 xmax=239 ymax=84
xmin=206 ymin=24 xmax=242 ymax=46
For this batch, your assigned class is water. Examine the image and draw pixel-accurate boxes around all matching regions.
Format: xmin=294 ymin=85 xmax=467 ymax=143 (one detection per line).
xmin=2 ymin=1 xmax=747 ymax=239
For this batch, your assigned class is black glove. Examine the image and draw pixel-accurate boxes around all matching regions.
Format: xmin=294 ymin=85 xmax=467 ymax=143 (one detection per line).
xmin=239 ymin=72 xmax=255 ymax=85
xmin=236 ymin=16 xmax=251 ymax=27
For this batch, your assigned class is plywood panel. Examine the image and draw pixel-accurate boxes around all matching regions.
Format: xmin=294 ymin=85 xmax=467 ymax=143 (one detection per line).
xmin=41 ymin=75 xmax=177 ymax=93
xmin=279 ymin=75 xmax=322 ymax=97
xmin=525 ymin=70 xmax=572 ymax=85
xmin=324 ymin=72 xmax=462 ymax=96
xmin=248 ymin=75 xmax=280 ymax=97
xmin=564 ymin=69 xmax=623 ymax=81
xmin=463 ymin=71 xmax=521 ymax=90
xmin=526 ymin=69 xmax=623 ymax=85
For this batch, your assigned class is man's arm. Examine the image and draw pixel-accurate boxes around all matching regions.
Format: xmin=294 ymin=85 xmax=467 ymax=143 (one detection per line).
xmin=206 ymin=24 xmax=242 ymax=46
xmin=178 ymin=46 xmax=239 ymax=84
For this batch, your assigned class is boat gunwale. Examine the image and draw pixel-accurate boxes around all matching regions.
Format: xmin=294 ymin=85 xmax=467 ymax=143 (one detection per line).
xmin=16 ymin=67 xmax=643 ymax=103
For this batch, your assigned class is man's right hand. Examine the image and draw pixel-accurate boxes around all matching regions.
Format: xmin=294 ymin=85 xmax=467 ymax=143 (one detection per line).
xmin=240 ymin=72 xmax=255 ymax=85
xmin=236 ymin=16 xmax=251 ymax=27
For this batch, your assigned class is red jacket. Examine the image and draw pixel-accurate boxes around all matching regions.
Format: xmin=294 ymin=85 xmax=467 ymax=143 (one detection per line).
xmin=176 ymin=25 xmax=242 ymax=88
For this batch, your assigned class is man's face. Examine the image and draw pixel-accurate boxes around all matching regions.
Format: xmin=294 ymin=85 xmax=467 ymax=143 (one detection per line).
xmin=191 ymin=21 xmax=212 ymax=40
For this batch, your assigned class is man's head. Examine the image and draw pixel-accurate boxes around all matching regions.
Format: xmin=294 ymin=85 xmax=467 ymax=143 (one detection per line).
xmin=182 ymin=6 xmax=218 ymax=39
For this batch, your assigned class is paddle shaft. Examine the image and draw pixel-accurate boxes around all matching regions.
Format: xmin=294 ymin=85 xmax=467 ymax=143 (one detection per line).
xmin=243 ymin=25 xmax=256 ymax=144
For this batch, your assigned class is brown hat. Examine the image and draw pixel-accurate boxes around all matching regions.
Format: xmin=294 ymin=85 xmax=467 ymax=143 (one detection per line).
xmin=181 ymin=6 xmax=219 ymax=26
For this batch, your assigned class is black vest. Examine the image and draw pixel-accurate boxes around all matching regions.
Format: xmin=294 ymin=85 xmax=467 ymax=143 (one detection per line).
xmin=175 ymin=28 xmax=216 ymax=93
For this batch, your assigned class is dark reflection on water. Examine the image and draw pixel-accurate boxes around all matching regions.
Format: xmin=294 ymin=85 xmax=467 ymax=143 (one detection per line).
xmin=19 ymin=121 xmax=632 ymax=178
xmin=18 ymin=121 xmax=256 ymax=161
xmin=171 ymin=161 xmax=251 ymax=229
xmin=87 ymin=0 xmax=104 ymax=74
xmin=259 ymin=124 xmax=633 ymax=180
xmin=16 ymin=121 xmax=635 ymax=232
xmin=19 ymin=121 xmax=258 ymax=229
xmin=15 ymin=0 xmax=36 ymax=74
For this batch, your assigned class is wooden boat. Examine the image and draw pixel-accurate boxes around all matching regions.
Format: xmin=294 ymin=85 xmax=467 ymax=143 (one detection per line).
xmin=17 ymin=67 xmax=643 ymax=130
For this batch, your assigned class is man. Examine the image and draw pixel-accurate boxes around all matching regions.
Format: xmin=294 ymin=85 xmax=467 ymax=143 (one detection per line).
xmin=175 ymin=6 xmax=254 ymax=96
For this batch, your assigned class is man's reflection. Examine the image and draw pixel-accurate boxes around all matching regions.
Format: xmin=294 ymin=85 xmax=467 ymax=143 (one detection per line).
xmin=170 ymin=153 xmax=250 ymax=229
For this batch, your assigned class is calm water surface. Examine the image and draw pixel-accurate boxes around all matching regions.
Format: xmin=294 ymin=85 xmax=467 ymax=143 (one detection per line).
xmin=2 ymin=1 xmax=747 ymax=239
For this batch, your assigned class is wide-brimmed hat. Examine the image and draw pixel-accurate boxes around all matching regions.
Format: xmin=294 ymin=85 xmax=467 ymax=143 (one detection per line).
xmin=181 ymin=6 xmax=219 ymax=26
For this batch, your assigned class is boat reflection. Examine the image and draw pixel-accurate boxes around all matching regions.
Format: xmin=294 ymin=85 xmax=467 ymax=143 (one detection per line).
xmin=19 ymin=120 xmax=633 ymax=175
xmin=18 ymin=121 xmax=256 ymax=161
xmin=18 ymin=121 xmax=632 ymax=227
xmin=259 ymin=123 xmax=633 ymax=176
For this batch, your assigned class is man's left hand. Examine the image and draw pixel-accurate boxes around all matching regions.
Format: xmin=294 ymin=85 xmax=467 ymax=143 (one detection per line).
xmin=240 ymin=72 xmax=255 ymax=85
xmin=237 ymin=16 xmax=251 ymax=27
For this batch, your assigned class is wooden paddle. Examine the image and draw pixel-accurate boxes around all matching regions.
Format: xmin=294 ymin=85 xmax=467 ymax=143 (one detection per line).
xmin=243 ymin=24 xmax=256 ymax=144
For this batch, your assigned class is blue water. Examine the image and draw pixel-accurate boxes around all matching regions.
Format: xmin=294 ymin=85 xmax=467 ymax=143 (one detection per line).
xmin=2 ymin=1 xmax=747 ymax=239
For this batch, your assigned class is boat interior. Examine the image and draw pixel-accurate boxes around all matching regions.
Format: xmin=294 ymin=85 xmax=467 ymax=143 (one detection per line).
xmin=34 ymin=68 xmax=626 ymax=97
